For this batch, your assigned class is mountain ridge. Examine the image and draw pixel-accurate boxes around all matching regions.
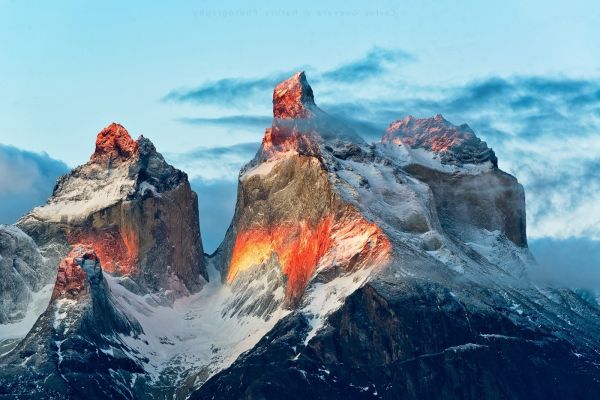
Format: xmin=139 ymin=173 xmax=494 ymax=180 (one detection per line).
xmin=0 ymin=71 xmax=598 ymax=399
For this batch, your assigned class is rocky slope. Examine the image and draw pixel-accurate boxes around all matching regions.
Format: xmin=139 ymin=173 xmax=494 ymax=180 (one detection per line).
xmin=18 ymin=123 xmax=208 ymax=296
xmin=0 ymin=225 xmax=56 ymax=356
xmin=0 ymin=246 xmax=144 ymax=399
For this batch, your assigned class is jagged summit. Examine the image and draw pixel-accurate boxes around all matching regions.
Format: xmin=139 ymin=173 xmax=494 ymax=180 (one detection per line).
xmin=256 ymin=72 xmax=364 ymax=161
xmin=18 ymin=123 xmax=208 ymax=295
xmin=383 ymin=114 xmax=498 ymax=167
xmin=92 ymin=122 xmax=139 ymax=162
xmin=273 ymin=71 xmax=316 ymax=119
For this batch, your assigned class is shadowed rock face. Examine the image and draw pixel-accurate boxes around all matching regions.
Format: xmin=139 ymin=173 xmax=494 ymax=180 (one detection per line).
xmin=0 ymin=246 xmax=143 ymax=400
xmin=18 ymin=124 xmax=207 ymax=295
xmin=193 ymin=280 xmax=600 ymax=400
xmin=405 ymin=164 xmax=527 ymax=247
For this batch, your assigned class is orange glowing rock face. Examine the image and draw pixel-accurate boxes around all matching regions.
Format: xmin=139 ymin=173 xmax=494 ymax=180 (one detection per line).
xmin=227 ymin=214 xmax=392 ymax=303
xmin=52 ymin=246 xmax=98 ymax=301
xmin=67 ymin=227 xmax=138 ymax=276
xmin=92 ymin=122 xmax=139 ymax=161
xmin=383 ymin=114 xmax=474 ymax=153
xmin=273 ymin=71 xmax=316 ymax=120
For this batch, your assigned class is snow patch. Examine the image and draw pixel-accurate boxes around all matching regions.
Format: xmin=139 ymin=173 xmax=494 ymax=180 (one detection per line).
xmin=27 ymin=162 xmax=136 ymax=223
xmin=242 ymin=151 xmax=295 ymax=179
xmin=106 ymin=262 xmax=289 ymax=388
xmin=302 ymin=266 xmax=376 ymax=345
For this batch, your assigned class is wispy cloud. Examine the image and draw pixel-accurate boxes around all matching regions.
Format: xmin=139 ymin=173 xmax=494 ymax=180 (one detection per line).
xmin=163 ymin=73 xmax=290 ymax=106
xmin=0 ymin=145 xmax=69 ymax=224
xmin=163 ymin=47 xmax=413 ymax=107
xmin=320 ymin=47 xmax=414 ymax=82
xmin=165 ymin=142 xmax=260 ymax=182
xmin=179 ymin=115 xmax=271 ymax=128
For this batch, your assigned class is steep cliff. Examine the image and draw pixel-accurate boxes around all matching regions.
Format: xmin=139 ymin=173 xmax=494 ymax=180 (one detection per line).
xmin=215 ymin=72 xmax=392 ymax=310
xmin=0 ymin=246 xmax=143 ymax=399
xmin=18 ymin=123 xmax=208 ymax=296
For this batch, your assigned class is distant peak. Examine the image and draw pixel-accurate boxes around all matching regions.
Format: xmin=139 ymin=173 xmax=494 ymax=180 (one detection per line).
xmin=92 ymin=123 xmax=139 ymax=161
xmin=383 ymin=115 xmax=497 ymax=167
xmin=273 ymin=71 xmax=316 ymax=119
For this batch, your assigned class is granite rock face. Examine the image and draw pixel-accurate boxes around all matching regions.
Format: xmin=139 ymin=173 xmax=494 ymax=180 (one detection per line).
xmin=194 ymin=280 xmax=600 ymax=400
xmin=18 ymin=123 xmax=207 ymax=296
xmin=0 ymin=246 xmax=143 ymax=399
xmin=215 ymin=72 xmax=392 ymax=308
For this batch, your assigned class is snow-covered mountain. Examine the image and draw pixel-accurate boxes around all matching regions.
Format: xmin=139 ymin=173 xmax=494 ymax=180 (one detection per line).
xmin=18 ymin=123 xmax=207 ymax=297
xmin=1 ymin=72 xmax=599 ymax=399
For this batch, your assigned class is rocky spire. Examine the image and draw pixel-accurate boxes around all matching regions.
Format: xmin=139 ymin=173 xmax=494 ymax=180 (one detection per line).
xmin=272 ymin=71 xmax=316 ymax=119
xmin=92 ymin=122 xmax=139 ymax=162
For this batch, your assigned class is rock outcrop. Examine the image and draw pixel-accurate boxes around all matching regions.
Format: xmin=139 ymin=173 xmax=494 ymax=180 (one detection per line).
xmin=381 ymin=114 xmax=526 ymax=247
xmin=0 ymin=246 xmax=143 ymax=399
xmin=18 ymin=123 xmax=208 ymax=296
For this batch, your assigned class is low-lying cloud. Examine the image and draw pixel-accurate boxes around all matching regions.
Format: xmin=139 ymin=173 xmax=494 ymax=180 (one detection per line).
xmin=529 ymin=237 xmax=600 ymax=291
xmin=163 ymin=47 xmax=414 ymax=108
xmin=0 ymin=145 xmax=68 ymax=224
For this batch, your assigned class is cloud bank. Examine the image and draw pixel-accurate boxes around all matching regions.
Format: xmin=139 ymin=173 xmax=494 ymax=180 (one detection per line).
xmin=0 ymin=145 xmax=69 ymax=224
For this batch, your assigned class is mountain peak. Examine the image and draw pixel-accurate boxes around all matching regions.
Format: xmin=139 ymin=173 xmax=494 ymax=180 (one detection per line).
xmin=383 ymin=114 xmax=498 ymax=167
xmin=273 ymin=71 xmax=316 ymax=119
xmin=92 ymin=122 xmax=139 ymax=161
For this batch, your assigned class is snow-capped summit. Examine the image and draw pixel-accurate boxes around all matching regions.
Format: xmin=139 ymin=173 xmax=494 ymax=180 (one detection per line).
xmin=383 ymin=114 xmax=498 ymax=167
xmin=18 ymin=123 xmax=207 ymax=296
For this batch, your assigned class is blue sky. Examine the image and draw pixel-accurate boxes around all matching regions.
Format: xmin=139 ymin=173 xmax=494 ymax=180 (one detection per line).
xmin=1 ymin=1 xmax=599 ymax=286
